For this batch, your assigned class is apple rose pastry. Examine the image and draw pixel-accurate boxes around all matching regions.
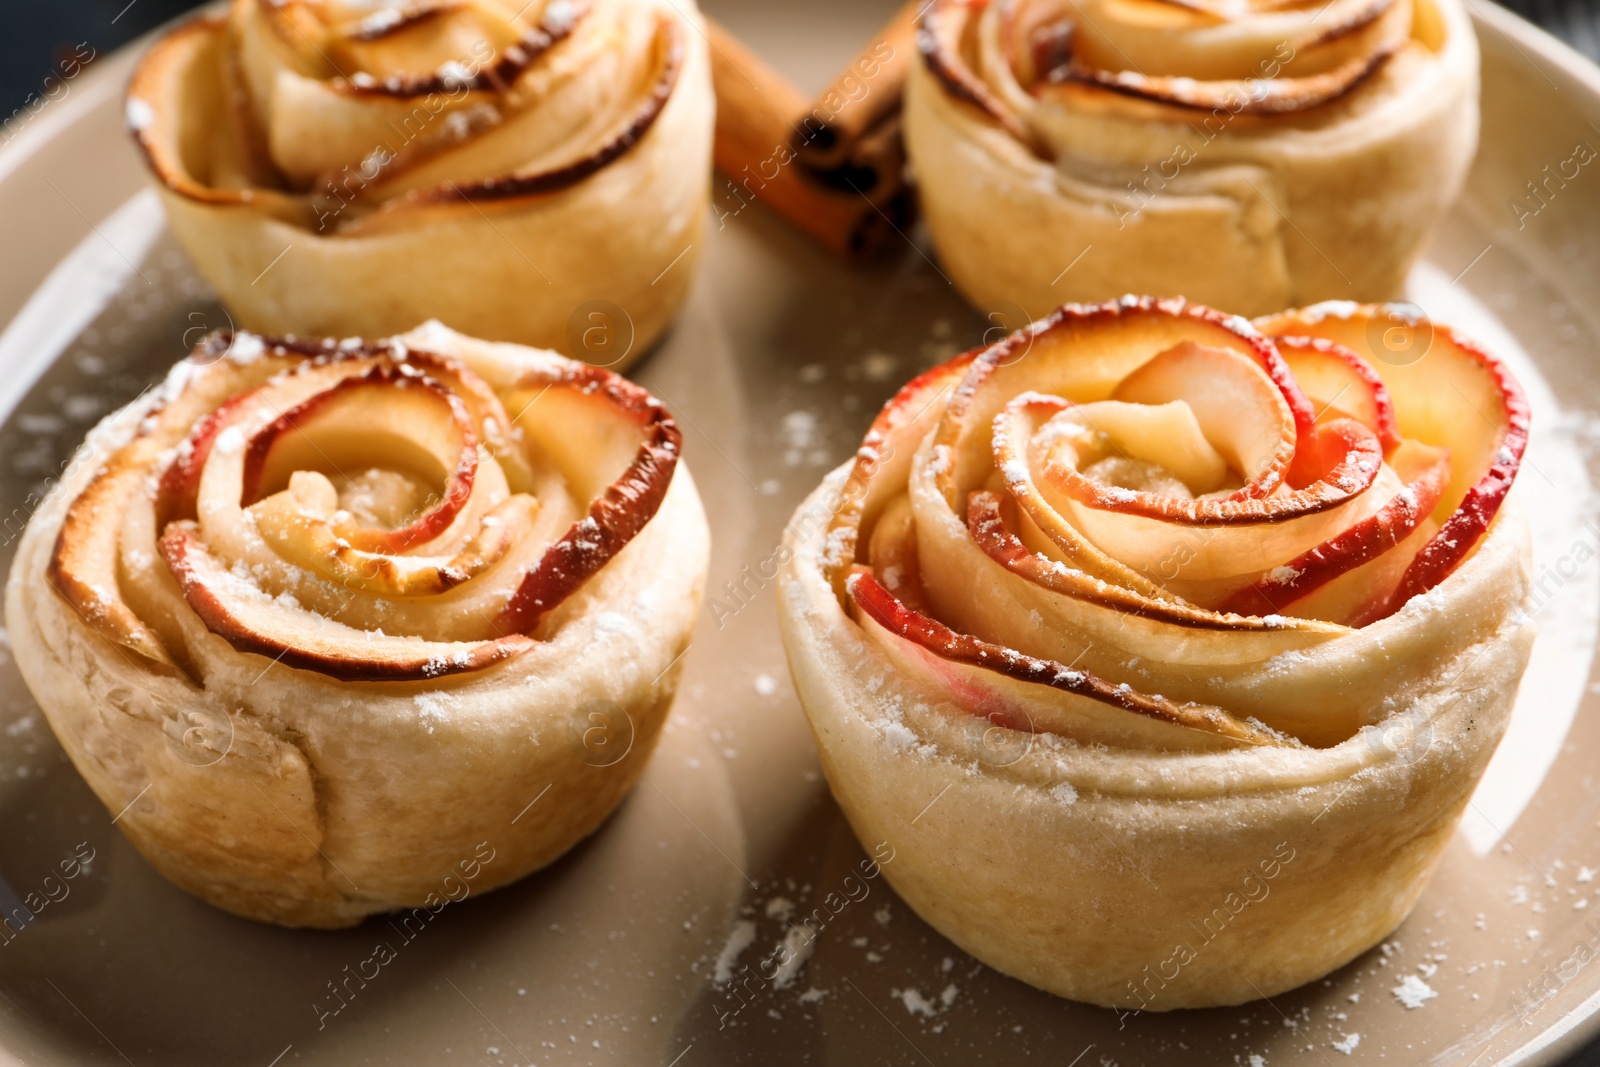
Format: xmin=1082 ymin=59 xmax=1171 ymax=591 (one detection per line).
xmin=6 ymin=322 xmax=708 ymax=928
xmin=906 ymin=0 xmax=1478 ymax=316
xmin=777 ymin=297 xmax=1531 ymax=1007
xmin=126 ymin=0 xmax=714 ymax=365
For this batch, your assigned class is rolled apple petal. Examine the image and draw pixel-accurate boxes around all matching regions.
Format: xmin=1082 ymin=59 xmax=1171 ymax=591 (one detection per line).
xmin=1255 ymin=302 xmax=1529 ymax=608
xmin=1042 ymin=0 xmax=1412 ymax=114
xmin=906 ymin=0 xmax=1477 ymax=317
xmin=1275 ymin=334 xmax=1402 ymax=452
xmin=249 ymin=477 xmax=538 ymax=598
xmin=809 ymin=296 xmax=1526 ymax=751
xmin=822 ymin=352 xmax=981 ymax=600
xmin=495 ymin=369 xmax=683 ymax=634
xmin=928 ymin=299 xmax=1315 ymax=512
xmin=160 ymin=521 xmax=538 ymax=679
xmin=240 ymin=364 xmax=481 ymax=552
xmin=50 ymin=323 xmax=685 ymax=681
xmin=848 ymin=569 xmax=1287 ymax=751
xmin=1218 ymin=438 xmax=1450 ymax=617
xmin=129 ymin=0 xmax=714 ymax=363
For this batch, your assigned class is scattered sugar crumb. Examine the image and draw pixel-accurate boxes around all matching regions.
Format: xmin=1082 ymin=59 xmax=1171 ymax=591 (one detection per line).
xmin=1392 ymin=974 xmax=1438 ymax=1009
xmin=894 ymin=988 xmax=938 ymax=1018
xmin=771 ymin=924 xmax=816 ymax=990
xmin=713 ymin=919 xmax=757 ymax=985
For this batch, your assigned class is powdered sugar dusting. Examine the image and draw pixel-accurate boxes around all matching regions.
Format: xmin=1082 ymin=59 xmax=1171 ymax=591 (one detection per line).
xmin=713 ymin=919 xmax=757 ymax=985
xmin=1392 ymin=973 xmax=1437 ymax=1009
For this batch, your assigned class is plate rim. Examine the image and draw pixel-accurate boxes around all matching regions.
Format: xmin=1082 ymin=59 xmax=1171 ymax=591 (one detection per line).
xmin=0 ymin=2 xmax=1599 ymax=1064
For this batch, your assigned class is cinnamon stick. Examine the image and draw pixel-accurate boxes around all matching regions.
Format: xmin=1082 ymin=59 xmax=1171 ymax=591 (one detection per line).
xmin=791 ymin=1 xmax=921 ymax=174
xmin=707 ymin=19 xmax=911 ymax=260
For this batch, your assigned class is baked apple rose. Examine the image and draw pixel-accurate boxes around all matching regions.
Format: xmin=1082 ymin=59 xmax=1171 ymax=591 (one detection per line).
xmin=7 ymin=323 xmax=708 ymax=927
xmin=906 ymin=0 xmax=1478 ymax=316
xmin=126 ymin=0 xmax=714 ymax=365
xmin=777 ymin=298 xmax=1533 ymax=1007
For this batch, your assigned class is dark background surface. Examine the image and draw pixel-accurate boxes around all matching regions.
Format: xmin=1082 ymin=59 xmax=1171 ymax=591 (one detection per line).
xmin=1 ymin=0 xmax=1600 ymax=1063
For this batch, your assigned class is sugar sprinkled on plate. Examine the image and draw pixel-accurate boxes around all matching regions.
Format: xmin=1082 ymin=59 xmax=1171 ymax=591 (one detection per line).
xmin=713 ymin=919 xmax=757 ymax=985
xmin=1392 ymin=973 xmax=1437 ymax=1009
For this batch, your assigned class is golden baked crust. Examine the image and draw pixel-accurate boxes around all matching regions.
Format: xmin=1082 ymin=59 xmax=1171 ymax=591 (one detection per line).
xmin=6 ymin=323 xmax=709 ymax=927
xmin=126 ymin=0 xmax=715 ymax=365
xmin=776 ymin=298 xmax=1533 ymax=1007
xmin=905 ymin=0 xmax=1479 ymax=316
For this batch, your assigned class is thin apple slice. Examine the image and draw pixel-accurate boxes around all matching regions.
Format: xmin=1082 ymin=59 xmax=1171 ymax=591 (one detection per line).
xmin=994 ymin=392 xmax=1384 ymax=582
xmin=928 ymin=299 xmax=1320 ymax=521
xmin=397 ymin=348 xmax=537 ymax=493
xmin=1292 ymin=518 xmax=1438 ymax=627
xmin=962 ymin=489 xmax=1343 ymax=636
xmin=1255 ymin=303 xmax=1529 ymax=606
xmin=866 ymin=492 xmax=930 ymax=612
xmin=48 ymin=448 xmax=181 ymax=669
xmin=1040 ymin=397 xmax=1230 ymax=494
xmin=822 ymin=352 xmax=981 ymax=600
xmin=344 ymin=14 xmax=684 ymax=224
xmin=158 ymin=353 xmax=386 ymax=524
xmin=160 ymin=521 xmax=533 ymax=681
xmin=848 ymin=567 xmax=1288 ymax=750
xmin=321 ymin=3 xmax=523 ymax=83
xmin=1217 ymin=439 xmax=1450 ymax=619
xmin=495 ymin=365 xmax=684 ymax=633
xmin=52 ymin=344 xmax=303 ymax=666
xmin=988 ymin=395 xmax=1177 ymax=593
xmin=1046 ymin=42 xmax=1399 ymax=115
xmin=257 ymin=0 xmax=581 ymax=97
xmin=240 ymin=364 xmax=479 ymax=554
xmin=250 ymin=471 xmax=538 ymax=598
xmin=1275 ymin=334 xmax=1401 ymax=453
xmin=917 ymin=0 xmax=1040 ymax=148
xmin=1110 ymin=341 xmax=1295 ymax=495
xmin=1032 ymin=0 xmax=1410 ymax=114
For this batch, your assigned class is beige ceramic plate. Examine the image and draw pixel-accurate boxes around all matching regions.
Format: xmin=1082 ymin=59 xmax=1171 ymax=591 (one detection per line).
xmin=2 ymin=2 xmax=1600 ymax=1064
